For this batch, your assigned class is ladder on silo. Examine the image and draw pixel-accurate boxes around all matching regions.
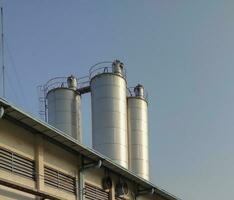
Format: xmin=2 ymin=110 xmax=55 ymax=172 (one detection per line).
xmin=37 ymin=85 xmax=47 ymax=121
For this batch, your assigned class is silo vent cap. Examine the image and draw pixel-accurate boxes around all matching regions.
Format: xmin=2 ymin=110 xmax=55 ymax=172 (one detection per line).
xmin=134 ymin=84 xmax=144 ymax=97
xmin=112 ymin=60 xmax=124 ymax=75
xmin=67 ymin=75 xmax=77 ymax=90
xmin=112 ymin=60 xmax=124 ymax=68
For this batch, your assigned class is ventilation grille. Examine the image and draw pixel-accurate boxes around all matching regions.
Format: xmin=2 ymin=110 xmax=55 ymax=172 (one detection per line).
xmin=85 ymin=183 xmax=109 ymax=200
xmin=0 ymin=147 xmax=35 ymax=179
xmin=44 ymin=166 xmax=76 ymax=194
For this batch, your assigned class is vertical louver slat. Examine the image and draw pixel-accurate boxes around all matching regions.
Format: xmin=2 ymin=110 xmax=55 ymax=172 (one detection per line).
xmin=44 ymin=166 xmax=76 ymax=194
xmin=84 ymin=183 xmax=109 ymax=200
xmin=0 ymin=147 xmax=35 ymax=179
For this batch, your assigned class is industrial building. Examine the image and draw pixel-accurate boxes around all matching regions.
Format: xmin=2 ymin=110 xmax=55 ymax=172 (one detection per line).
xmin=0 ymin=61 xmax=180 ymax=200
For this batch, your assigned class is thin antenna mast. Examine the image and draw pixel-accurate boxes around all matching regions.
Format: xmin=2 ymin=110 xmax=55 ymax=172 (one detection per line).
xmin=0 ymin=7 xmax=5 ymax=98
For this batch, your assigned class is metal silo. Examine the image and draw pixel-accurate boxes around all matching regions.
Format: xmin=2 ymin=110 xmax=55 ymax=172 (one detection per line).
xmin=127 ymin=84 xmax=149 ymax=180
xmin=90 ymin=60 xmax=128 ymax=168
xmin=46 ymin=75 xmax=82 ymax=141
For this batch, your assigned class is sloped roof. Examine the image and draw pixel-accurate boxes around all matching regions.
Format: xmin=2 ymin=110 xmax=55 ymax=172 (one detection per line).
xmin=0 ymin=98 xmax=180 ymax=200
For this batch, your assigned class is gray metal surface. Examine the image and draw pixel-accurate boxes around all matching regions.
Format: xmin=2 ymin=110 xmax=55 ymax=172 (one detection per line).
xmin=90 ymin=62 xmax=128 ymax=168
xmin=127 ymin=85 xmax=149 ymax=180
xmin=47 ymin=88 xmax=82 ymax=141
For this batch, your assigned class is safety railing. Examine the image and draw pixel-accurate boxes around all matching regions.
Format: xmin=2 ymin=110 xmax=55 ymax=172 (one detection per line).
xmin=78 ymin=75 xmax=90 ymax=89
xmin=127 ymin=87 xmax=149 ymax=102
xmin=89 ymin=61 xmax=126 ymax=80
xmin=43 ymin=77 xmax=68 ymax=95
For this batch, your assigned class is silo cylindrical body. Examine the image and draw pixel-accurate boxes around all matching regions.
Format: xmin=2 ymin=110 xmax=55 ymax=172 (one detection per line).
xmin=90 ymin=62 xmax=128 ymax=168
xmin=128 ymin=85 xmax=149 ymax=180
xmin=46 ymin=76 xmax=82 ymax=142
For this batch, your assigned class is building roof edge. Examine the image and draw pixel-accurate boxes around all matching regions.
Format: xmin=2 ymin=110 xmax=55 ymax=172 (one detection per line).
xmin=0 ymin=98 xmax=181 ymax=200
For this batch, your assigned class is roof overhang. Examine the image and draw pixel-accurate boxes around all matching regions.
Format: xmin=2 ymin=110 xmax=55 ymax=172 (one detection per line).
xmin=0 ymin=98 xmax=180 ymax=200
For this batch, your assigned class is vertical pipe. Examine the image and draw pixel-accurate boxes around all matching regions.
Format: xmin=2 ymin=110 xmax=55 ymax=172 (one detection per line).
xmin=35 ymin=134 xmax=44 ymax=200
xmin=79 ymin=156 xmax=85 ymax=200
xmin=0 ymin=7 xmax=5 ymax=98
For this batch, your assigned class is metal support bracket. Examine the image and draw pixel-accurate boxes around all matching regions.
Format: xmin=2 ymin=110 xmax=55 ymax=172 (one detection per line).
xmin=136 ymin=187 xmax=155 ymax=197
xmin=77 ymin=86 xmax=91 ymax=95
xmin=80 ymin=159 xmax=102 ymax=171
xmin=0 ymin=106 xmax=4 ymax=118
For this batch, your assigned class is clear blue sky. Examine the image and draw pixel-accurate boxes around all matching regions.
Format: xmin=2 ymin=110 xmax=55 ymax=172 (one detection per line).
xmin=1 ymin=1 xmax=233 ymax=199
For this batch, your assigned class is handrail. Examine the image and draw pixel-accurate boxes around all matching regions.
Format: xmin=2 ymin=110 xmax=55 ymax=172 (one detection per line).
xmin=89 ymin=62 xmax=126 ymax=80
xmin=127 ymin=87 xmax=149 ymax=101
xmin=88 ymin=61 xmax=112 ymax=75
xmin=43 ymin=77 xmax=68 ymax=94
xmin=77 ymin=75 xmax=90 ymax=89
